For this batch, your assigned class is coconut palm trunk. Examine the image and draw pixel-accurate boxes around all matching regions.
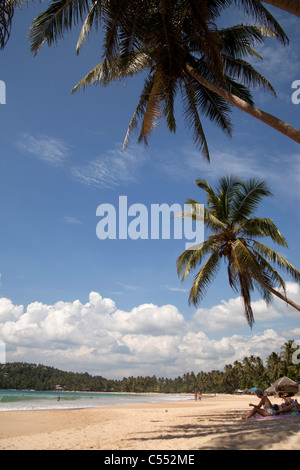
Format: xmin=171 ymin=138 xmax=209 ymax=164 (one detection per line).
xmin=251 ymin=272 xmax=300 ymax=311
xmin=186 ymin=64 xmax=300 ymax=144
xmin=262 ymin=0 xmax=300 ymax=18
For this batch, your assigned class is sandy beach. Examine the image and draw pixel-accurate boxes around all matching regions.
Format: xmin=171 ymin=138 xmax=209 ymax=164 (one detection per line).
xmin=0 ymin=394 xmax=299 ymax=450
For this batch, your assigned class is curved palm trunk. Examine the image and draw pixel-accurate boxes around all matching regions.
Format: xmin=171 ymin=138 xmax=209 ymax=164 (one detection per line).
xmin=186 ymin=64 xmax=300 ymax=145
xmin=262 ymin=0 xmax=300 ymax=18
xmin=252 ymin=273 xmax=300 ymax=312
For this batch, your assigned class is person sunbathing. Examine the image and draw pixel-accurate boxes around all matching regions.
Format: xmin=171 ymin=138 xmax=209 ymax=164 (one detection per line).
xmin=242 ymin=390 xmax=278 ymax=419
xmin=275 ymin=393 xmax=300 ymax=415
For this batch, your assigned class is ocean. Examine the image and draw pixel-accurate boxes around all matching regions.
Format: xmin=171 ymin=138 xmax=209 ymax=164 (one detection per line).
xmin=0 ymin=389 xmax=191 ymax=411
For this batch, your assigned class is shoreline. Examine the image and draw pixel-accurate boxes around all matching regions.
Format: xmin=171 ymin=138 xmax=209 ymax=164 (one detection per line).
xmin=0 ymin=390 xmax=195 ymax=413
xmin=1 ymin=394 xmax=300 ymax=450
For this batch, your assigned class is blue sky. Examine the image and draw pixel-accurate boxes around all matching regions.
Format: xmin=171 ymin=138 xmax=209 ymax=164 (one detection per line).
xmin=0 ymin=3 xmax=299 ymax=379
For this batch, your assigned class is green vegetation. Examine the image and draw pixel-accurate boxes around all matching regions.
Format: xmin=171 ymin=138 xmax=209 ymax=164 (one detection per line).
xmin=177 ymin=176 xmax=300 ymax=328
xmin=1 ymin=341 xmax=299 ymax=394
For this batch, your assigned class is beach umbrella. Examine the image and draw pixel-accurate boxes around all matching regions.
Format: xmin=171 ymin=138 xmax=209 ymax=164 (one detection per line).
xmin=273 ymin=377 xmax=299 ymax=395
xmin=265 ymin=385 xmax=276 ymax=394
xmin=273 ymin=377 xmax=297 ymax=387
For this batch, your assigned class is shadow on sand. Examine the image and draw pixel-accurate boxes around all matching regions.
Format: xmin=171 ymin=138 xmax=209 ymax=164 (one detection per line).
xmin=128 ymin=410 xmax=300 ymax=450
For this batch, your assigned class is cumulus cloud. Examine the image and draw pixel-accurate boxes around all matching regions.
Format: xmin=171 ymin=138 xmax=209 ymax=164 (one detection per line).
xmin=193 ymin=297 xmax=282 ymax=332
xmin=273 ymin=282 xmax=300 ymax=318
xmin=0 ymin=288 xmax=296 ymax=378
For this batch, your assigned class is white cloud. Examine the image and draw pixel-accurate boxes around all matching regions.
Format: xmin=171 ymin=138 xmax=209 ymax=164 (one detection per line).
xmin=16 ymin=134 xmax=148 ymax=189
xmin=0 ymin=287 xmax=296 ymax=378
xmin=274 ymin=282 xmax=300 ymax=318
xmin=253 ymin=44 xmax=299 ymax=84
xmin=164 ymin=286 xmax=189 ymax=293
xmin=154 ymin=144 xmax=270 ymax=188
xmin=160 ymin=144 xmax=300 ymax=203
xmin=16 ymin=133 xmax=69 ymax=166
xmin=111 ymin=303 xmax=186 ymax=336
xmin=185 ymin=147 xmax=263 ymax=180
xmin=71 ymin=146 xmax=147 ymax=188
xmin=193 ymin=296 xmax=282 ymax=332
xmin=64 ymin=216 xmax=82 ymax=225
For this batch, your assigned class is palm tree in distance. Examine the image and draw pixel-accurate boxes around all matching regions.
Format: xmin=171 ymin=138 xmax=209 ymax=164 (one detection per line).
xmin=177 ymin=175 xmax=300 ymax=328
xmin=266 ymin=351 xmax=284 ymax=380
xmin=28 ymin=0 xmax=300 ymax=156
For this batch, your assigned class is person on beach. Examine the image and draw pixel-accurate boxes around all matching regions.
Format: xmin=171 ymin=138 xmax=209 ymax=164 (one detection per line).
xmin=242 ymin=390 xmax=277 ymax=419
xmin=276 ymin=393 xmax=300 ymax=415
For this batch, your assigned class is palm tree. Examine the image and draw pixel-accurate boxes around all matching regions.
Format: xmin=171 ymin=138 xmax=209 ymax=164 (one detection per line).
xmin=177 ymin=175 xmax=300 ymax=328
xmin=0 ymin=0 xmax=15 ymax=49
xmin=262 ymin=0 xmax=300 ymax=18
xmin=72 ymin=22 xmax=282 ymax=160
xmin=266 ymin=351 xmax=284 ymax=380
xmin=280 ymin=340 xmax=295 ymax=367
xmin=28 ymin=0 xmax=300 ymax=158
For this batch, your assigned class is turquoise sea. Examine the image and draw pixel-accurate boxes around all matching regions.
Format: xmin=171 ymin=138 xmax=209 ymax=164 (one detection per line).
xmin=0 ymin=389 xmax=191 ymax=411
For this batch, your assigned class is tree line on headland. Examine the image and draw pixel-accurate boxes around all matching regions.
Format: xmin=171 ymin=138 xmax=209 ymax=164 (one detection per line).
xmin=0 ymin=341 xmax=299 ymax=394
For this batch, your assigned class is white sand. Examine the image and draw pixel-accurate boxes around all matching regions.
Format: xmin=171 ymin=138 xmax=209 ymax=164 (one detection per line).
xmin=0 ymin=394 xmax=299 ymax=450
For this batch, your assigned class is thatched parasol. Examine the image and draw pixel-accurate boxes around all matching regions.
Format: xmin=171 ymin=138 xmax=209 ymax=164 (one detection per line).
xmin=264 ymin=384 xmax=276 ymax=395
xmin=273 ymin=376 xmax=299 ymax=395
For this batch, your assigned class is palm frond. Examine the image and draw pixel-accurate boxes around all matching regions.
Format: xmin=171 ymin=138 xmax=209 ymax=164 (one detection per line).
xmin=230 ymin=239 xmax=258 ymax=327
xmin=181 ymin=75 xmax=210 ymax=160
xmin=250 ymin=245 xmax=287 ymax=295
xmin=223 ymin=56 xmax=276 ymax=96
xmin=232 ymin=0 xmax=289 ymax=45
xmin=72 ymin=51 xmax=150 ymax=93
xmin=218 ymin=175 xmax=243 ymax=222
xmin=29 ymin=0 xmax=91 ymax=55
xmin=238 ymin=270 xmax=255 ymax=328
xmin=188 ymin=251 xmax=221 ymax=306
xmin=76 ymin=0 xmax=101 ymax=55
xmin=122 ymin=73 xmax=154 ymax=150
xmin=161 ymin=79 xmax=178 ymax=134
xmin=177 ymin=237 xmax=219 ymax=282
xmin=184 ymin=199 xmax=225 ymax=231
xmin=185 ymin=71 xmax=233 ymax=136
xmin=240 ymin=217 xmax=287 ymax=246
xmin=231 ymin=238 xmax=262 ymax=279
xmin=102 ymin=0 xmax=132 ymax=58
xmin=71 ymin=58 xmax=114 ymax=93
xmin=137 ymin=70 xmax=163 ymax=146
xmin=195 ymin=179 xmax=220 ymax=210
xmin=219 ymin=24 xmax=277 ymax=59
xmin=183 ymin=0 xmax=226 ymax=82
xmin=252 ymin=241 xmax=300 ymax=283
xmin=231 ymin=178 xmax=273 ymax=224
xmin=224 ymin=77 xmax=254 ymax=104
